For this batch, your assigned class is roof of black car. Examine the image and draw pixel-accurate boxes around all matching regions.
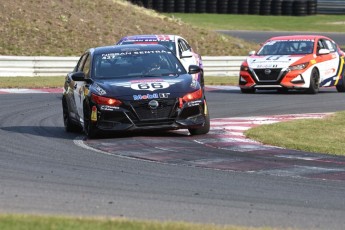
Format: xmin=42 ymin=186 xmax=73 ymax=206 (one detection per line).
xmin=91 ymin=44 xmax=169 ymax=54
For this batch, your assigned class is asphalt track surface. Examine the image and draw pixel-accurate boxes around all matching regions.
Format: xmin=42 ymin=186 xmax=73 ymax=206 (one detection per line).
xmin=1 ymin=87 xmax=345 ymax=229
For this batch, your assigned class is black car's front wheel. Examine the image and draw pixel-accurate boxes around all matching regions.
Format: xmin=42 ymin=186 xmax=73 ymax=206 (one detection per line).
xmin=188 ymin=104 xmax=210 ymax=135
xmin=83 ymin=105 xmax=99 ymax=139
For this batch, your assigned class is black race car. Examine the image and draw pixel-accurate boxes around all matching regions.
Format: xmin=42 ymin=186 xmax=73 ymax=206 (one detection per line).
xmin=62 ymin=44 xmax=210 ymax=138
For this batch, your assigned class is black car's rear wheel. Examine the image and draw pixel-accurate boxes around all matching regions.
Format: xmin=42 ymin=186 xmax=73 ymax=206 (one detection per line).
xmin=62 ymin=97 xmax=81 ymax=132
xmin=188 ymin=104 xmax=210 ymax=135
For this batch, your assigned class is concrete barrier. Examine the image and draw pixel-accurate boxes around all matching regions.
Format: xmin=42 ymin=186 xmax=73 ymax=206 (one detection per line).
xmin=0 ymin=55 xmax=246 ymax=77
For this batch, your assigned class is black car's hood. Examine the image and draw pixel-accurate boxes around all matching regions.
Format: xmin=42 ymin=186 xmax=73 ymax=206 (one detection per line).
xmin=91 ymin=74 xmax=200 ymax=100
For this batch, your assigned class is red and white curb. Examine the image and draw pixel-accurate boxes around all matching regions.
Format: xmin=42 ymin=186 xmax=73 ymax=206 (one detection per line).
xmin=0 ymin=88 xmax=63 ymax=94
xmin=197 ymin=113 xmax=331 ymax=152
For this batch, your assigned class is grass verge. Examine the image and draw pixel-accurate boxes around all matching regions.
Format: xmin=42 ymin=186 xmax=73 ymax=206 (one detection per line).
xmin=0 ymin=76 xmax=239 ymax=88
xmin=0 ymin=214 xmax=280 ymax=230
xmin=0 ymin=77 xmax=66 ymax=88
xmin=245 ymin=111 xmax=345 ymax=156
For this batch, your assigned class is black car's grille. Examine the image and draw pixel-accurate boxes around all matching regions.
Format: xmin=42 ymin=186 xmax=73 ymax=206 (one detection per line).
xmin=130 ymin=99 xmax=177 ymax=120
xmin=179 ymin=106 xmax=201 ymax=119
xmin=102 ymin=112 xmax=129 ymax=123
xmin=254 ymin=68 xmax=282 ymax=82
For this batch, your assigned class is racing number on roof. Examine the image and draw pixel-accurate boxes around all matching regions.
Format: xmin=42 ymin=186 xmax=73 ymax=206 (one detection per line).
xmin=266 ymin=56 xmax=281 ymax=60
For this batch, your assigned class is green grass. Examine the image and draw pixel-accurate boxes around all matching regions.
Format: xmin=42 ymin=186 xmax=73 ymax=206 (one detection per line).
xmin=0 ymin=76 xmax=66 ymax=88
xmin=0 ymin=214 xmax=280 ymax=230
xmin=165 ymin=14 xmax=345 ymax=32
xmin=0 ymin=76 xmax=238 ymax=88
xmin=245 ymin=111 xmax=345 ymax=156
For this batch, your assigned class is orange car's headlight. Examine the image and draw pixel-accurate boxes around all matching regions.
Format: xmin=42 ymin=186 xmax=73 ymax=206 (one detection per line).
xmin=287 ymin=62 xmax=309 ymax=71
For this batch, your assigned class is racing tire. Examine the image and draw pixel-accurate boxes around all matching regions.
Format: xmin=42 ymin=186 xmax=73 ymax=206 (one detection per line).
xmin=240 ymin=88 xmax=256 ymax=94
xmin=152 ymin=0 xmax=164 ymax=12
xmin=260 ymin=0 xmax=272 ymax=15
xmin=306 ymin=68 xmax=320 ymax=94
xmin=217 ymin=0 xmax=228 ymax=14
xmin=175 ymin=0 xmax=185 ymax=12
xmin=228 ymin=0 xmax=239 ymax=14
xmin=271 ymin=0 xmax=283 ymax=15
xmin=282 ymin=0 xmax=293 ymax=15
xmin=62 ymin=97 xmax=82 ymax=133
xmin=188 ymin=104 xmax=210 ymax=135
xmin=307 ymin=0 xmax=317 ymax=15
xmin=293 ymin=0 xmax=307 ymax=16
xmin=186 ymin=0 xmax=196 ymax=13
xmin=249 ymin=0 xmax=261 ymax=15
xmin=239 ymin=0 xmax=250 ymax=14
xmin=143 ymin=0 xmax=153 ymax=8
xmin=206 ymin=0 xmax=217 ymax=14
xmin=83 ymin=105 xmax=99 ymax=139
xmin=196 ymin=0 xmax=207 ymax=13
xmin=163 ymin=0 xmax=175 ymax=13
xmin=336 ymin=77 xmax=345 ymax=92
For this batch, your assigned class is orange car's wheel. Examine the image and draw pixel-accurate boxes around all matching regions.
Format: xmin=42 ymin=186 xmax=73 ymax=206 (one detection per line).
xmin=336 ymin=75 xmax=345 ymax=92
xmin=306 ymin=68 xmax=319 ymax=94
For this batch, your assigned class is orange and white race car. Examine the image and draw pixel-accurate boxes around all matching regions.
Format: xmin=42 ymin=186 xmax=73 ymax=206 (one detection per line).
xmin=239 ymin=35 xmax=345 ymax=94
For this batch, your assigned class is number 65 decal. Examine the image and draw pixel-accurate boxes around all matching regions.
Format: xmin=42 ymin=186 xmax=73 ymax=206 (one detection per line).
xmin=131 ymin=82 xmax=170 ymax=91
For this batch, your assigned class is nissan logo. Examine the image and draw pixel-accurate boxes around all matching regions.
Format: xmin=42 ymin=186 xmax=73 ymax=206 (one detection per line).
xmin=264 ymin=69 xmax=272 ymax=75
xmin=148 ymin=100 xmax=159 ymax=109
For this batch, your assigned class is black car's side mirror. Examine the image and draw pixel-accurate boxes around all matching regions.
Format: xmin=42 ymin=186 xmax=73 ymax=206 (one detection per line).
xmin=71 ymin=71 xmax=86 ymax=81
xmin=188 ymin=65 xmax=201 ymax=74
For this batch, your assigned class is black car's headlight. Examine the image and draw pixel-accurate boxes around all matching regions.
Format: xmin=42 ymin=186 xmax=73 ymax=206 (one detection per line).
xmin=179 ymin=88 xmax=203 ymax=108
xmin=182 ymin=88 xmax=203 ymax=102
xmin=91 ymin=93 xmax=122 ymax=106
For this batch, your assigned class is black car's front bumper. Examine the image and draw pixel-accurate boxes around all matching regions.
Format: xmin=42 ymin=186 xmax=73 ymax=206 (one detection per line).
xmin=91 ymin=98 xmax=207 ymax=132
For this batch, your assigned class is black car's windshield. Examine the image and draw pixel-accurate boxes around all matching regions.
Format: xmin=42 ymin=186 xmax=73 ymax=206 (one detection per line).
xmin=257 ymin=40 xmax=315 ymax=56
xmin=92 ymin=49 xmax=186 ymax=79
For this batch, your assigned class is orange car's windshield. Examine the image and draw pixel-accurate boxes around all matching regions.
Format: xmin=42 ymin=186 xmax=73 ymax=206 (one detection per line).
xmin=257 ymin=40 xmax=314 ymax=56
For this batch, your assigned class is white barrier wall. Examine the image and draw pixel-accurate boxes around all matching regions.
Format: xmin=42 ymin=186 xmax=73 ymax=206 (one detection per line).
xmin=0 ymin=55 xmax=246 ymax=77
xmin=0 ymin=56 xmax=79 ymax=77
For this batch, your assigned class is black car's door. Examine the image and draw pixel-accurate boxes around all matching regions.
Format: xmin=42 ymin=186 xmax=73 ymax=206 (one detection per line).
xmin=74 ymin=53 xmax=91 ymax=122
xmin=65 ymin=53 xmax=87 ymax=120
xmin=66 ymin=52 xmax=90 ymax=122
